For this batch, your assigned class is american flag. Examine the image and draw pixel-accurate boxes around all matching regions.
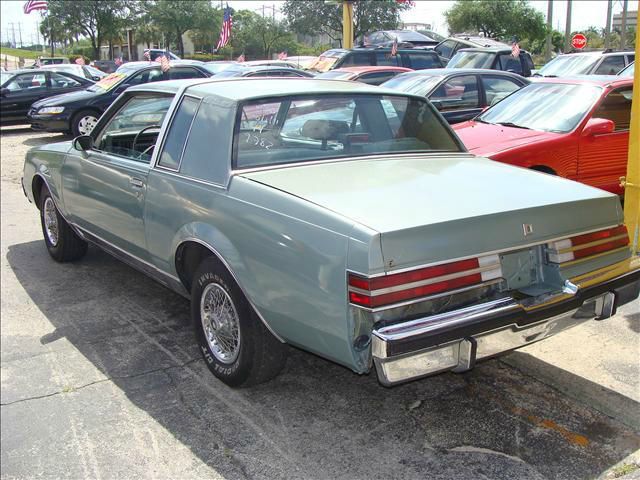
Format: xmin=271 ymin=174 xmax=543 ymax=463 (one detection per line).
xmin=396 ymin=0 xmax=415 ymax=5
xmin=277 ymin=51 xmax=287 ymax=60
xmin=143 ymin=49 xmax=151 ymax=61
xmin=23 ymin=0 xmax=47 ymax=14
xmin=236 ymin=53 xmax=245 ymax=62
xmin=159 ymin=53 xmax=170 ymax=72
xmin=511 ymin=42 xmax=520 ymax=58
xmin=114 ymin=56 xmax=123 ymax=66
xmin=391 ymin=36 xmax=398 ymax=56
xmin=75 ymin=57 xmax=85 ymax=65
xmin=216 ymin=5 xmax=233 ymax=50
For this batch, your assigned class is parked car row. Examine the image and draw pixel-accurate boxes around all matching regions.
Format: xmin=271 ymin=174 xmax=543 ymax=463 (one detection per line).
xmin=22 ymin=76 xmax=640 ymax=389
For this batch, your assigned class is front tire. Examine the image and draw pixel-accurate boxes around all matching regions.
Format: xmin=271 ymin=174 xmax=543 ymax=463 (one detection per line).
xmin=71 ymin=109 xmax=99 ymax=137
xmin=191 ymin=257 xmax=287 ymax=387
xmin=39 ymin=186 xmax=87 ymax=262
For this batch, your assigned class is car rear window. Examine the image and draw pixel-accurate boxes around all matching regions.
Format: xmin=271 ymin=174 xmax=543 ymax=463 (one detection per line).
xmin=233 ymin=94 xmax=462 ymax=169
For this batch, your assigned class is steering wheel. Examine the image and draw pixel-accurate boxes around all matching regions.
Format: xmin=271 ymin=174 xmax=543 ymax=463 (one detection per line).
xmin=139 ymin=144 xmax=155 ymax=159
xmin=132 ymin=124 xmax=161 ymax=155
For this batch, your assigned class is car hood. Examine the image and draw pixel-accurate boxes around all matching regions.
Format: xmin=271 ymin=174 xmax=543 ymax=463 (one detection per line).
xmin=32 ymin=88 xmax=98 ymax=108
xmin=240 ymin=155 xmax=619 ymax=271
xmin=453 ymin=121 xmax=555 ymax=155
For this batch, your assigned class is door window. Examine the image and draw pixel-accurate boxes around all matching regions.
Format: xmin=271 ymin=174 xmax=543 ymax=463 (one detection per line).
xmin=126 ymin=68 xmax=164 ymax=86
xmin=429 ymin=75 xmax=479 ymax=110
xmin=435 ymin=40 xmax=457 ymax=59
xmin=49 ymin=72 xmax=82 ymax=89
xmin=481 ymin=75 xmax=522 ymax=105
xmin=5 ymin=73 xmax=47 ymax=92
xmin=403 ymin=53 xmax=440 ymax=69
xmin=594 ymin=56 xmax=626 ymax=75
xmin=591 ymin=87 xmax=633 ymax=131
xmin=341 ymin=51 xmax=371 ymax=66
xmin=497 ymin=54 xmax=522 ymax=74
xmin=94 ymin=94 xmax=174 ymax=163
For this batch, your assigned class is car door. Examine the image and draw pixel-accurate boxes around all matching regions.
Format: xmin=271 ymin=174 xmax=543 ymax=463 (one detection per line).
xmin=577 ymin=86 xmax=631 ymax=193
xmin=61 ymin=92 xmax=174 ymax=260
xmin=0 ymin=72 xmax=49 ymax=123
xmin=428 ymin=74 xmax=481 ymax=124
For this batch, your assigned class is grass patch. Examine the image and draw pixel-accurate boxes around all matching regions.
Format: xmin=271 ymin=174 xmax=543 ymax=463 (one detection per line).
xmin=0 ymin=47 xmax=45 ymax=60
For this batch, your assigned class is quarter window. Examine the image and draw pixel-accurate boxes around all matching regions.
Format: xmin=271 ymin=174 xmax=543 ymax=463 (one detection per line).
xmin=497 ymin=54 xmax=522 ymax=74
xmin=158 ymin=96 xmax=200 ymax=169
xmin=95 ymin=94 xmax=173 ymax=163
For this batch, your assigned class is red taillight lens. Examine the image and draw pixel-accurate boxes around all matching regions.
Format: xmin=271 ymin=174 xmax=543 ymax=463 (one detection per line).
xmin=547 ymin=225 xmax=629 ymax=264
xmin=348 ymin=254 xmax=502 ymax=309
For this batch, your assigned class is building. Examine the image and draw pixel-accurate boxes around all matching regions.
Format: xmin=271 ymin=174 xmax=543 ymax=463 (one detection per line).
xmin=99 ymin=31 xmax=196 ymax=61
xmin=402 ymin=22 xmax=431 ymax=31
xmin=612 ymin=10 xmax=637 ymax=31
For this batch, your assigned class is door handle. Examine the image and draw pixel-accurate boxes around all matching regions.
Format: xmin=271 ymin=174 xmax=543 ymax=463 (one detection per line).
xmin=129 ymin=177 xmax=144 ymax=188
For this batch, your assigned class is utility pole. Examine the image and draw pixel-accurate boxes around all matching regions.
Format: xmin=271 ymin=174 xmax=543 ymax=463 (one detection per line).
xmin=9 ymin=22 xmax=16 ymax=48
xmin=604 ymin=0 xmax=613 ymax=49
xmin=545 ymin=0 xmax=553 ymax=62
xmin=620 ymin=0 xmax=628 ymax=50
xmin=564 ymin=0 xmax=572 ymax=53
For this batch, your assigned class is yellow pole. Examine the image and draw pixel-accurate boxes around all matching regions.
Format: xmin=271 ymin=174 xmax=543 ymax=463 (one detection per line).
xmin=343 ymin=1 xmax=354 ymax=49
xmin=623 ymin=0 xmax=640 ymax=253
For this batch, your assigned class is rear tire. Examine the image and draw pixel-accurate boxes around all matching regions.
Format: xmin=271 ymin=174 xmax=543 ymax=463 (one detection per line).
xmin=71 ymin=109 xmax=99 ymax=137
xmin=39 ymin=186 xmax=87 ymax=262
xmin=191 ymin=257 xmax=287 ymax=387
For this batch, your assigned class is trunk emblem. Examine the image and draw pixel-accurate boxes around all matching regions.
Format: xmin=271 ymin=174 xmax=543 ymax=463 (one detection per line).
xmin=522 ymin=224 xmax=534 ymax=236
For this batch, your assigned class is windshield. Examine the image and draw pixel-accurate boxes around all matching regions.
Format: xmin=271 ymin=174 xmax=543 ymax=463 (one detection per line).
xmin=87 ymin=72 xmax=127 ymax=92
xmin=447 ymin=51 xmax=494 ymax=69
xmin=315 ymin=70 xmax=353 ymax=80
xmin=537 ymin=55 xmax=600 ymax=77
xmin=381 ymin=74 xmax=443 ymax=96
xmin=477 ymin=83 xmax=601 ymax=133
xmin=204 ymin=63 xmax=236 ymax=75
xmin=619 ymin=62 xmax=634 ymax=77
xmin=234 ymin=94 xmax=461 ymax=169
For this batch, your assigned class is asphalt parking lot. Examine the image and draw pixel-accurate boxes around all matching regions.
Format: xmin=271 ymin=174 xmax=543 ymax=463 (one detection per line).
xmin=1 ymin=127 xmax=639 ymax=480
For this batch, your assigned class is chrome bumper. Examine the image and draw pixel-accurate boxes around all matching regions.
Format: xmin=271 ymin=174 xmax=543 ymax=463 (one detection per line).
xmin=371 ymin=272 xmax=640 ymax=386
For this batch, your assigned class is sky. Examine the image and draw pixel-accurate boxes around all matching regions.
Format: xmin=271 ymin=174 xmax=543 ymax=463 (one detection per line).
xmin=0 ymin=0 xmax=633 ymax=47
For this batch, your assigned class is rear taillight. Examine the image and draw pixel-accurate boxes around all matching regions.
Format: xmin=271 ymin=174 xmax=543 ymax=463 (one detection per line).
xmin=547 ymin=225 xmax=629 ymax=264
xmin=348 ymin=254 xmax=502 ymax=309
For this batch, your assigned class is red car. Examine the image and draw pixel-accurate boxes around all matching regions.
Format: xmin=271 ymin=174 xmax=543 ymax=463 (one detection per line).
xmin=453 ymin=76 xmax=632 ymax=194
xmin=315 ymin=66 xmax=412 ymax=85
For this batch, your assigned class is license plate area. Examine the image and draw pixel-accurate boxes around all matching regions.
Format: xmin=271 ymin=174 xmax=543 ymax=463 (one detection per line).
xmin=499 ymin=247 xmax=539 ymax=290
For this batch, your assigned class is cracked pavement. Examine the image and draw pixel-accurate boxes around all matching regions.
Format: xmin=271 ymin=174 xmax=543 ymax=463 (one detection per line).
xmin=1 ymin=128 xmax=639 ymax=479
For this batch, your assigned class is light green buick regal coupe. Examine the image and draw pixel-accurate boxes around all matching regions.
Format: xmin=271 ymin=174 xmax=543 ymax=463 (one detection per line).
xmin=22 ymin=78 xmax=640 ymax=387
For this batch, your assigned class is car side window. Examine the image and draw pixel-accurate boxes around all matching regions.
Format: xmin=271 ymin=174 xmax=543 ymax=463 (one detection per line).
xmin=5 ymin=73 xmax=47 ymax=92
xmin=126 ymin=68 xmax=163 ymax=86
xmin=342 ymin=52 xmax=371 ymax=66
xmin=435 ymin=40 xmax=456 ymax=58
xmin=594 ymin=56 xmax=626 ymax=75
xmin=94 ymin=94 xmax=174 ymax=163
xmin=481 ymin=76 xmax=522 ymax=106
xmin=169 ymin=67 xmax=206 ymax=80
xmin=430 ymin=75 xmax=479 ymax=110
xmin=157 ymin=96 xmax=201 ymax=169
xmin=49 ymin=72 xmax=82 ymax=89
xmin=404 ymin=53 xmax=440 ymax=69
xmin=497 ymin=54 xmax=522 ymax=74
xmin=626 ymin=54 xmax=635 ymax=64
xmin=376 ymin=51 xmax=400 ymax=66
xmin=591 ymin=87 xmax=633 ymax=131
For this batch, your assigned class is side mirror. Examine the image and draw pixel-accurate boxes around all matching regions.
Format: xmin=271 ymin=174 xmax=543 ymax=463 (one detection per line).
xmin=582 ymin=118 xmax=615 ymax=136
xmin=92 ymin=75 xmax=101 ymax=81
xmin=73 ymin=135 xmax=93 ymax=151
xmin=0 ymin=87 xmax=9 ymax=97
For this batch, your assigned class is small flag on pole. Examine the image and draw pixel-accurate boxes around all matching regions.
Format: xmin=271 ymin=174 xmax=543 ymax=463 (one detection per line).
xmin=159 ymin=51 xmax=170 ymax=72
xmin=23 ymin=0 xmax=47 ymax=14
xmin=143 ymin=49 xmax=151 ymax=61
xmin=391 ymin=36 xmax=398 ymax=56
xmin=511 ymin=42 xmax=520 ymax=58
xmin=75 ymin=57 xmax=85 ymax=65
xmin=114 ymin=56 xmax=123 ymax=67
xmin=236 ymin=53 xmax=245 ymax=62
xmin=216 ymin=4 xmax=233 ymax=50
xmin=277 ymin=51 xmax=287 ymax=60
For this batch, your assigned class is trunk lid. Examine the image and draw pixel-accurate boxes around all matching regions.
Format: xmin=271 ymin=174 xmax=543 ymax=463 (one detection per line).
xmin=240 ymin=155 xmax=621 ymax=271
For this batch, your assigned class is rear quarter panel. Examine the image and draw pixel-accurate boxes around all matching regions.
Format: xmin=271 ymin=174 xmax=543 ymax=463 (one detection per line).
xmin=23 ymin=142 xmax=74 ymax=211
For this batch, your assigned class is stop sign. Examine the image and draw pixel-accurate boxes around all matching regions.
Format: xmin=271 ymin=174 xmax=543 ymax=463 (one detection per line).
xmin=571 ymin=33 xmax=587 ymax=50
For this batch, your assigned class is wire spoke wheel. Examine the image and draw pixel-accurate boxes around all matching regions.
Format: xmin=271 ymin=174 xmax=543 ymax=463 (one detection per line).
xmin=200 ymin=283 xmax=241 ymax=364
xmin=43 ymin=197 xmax=59 ymax=246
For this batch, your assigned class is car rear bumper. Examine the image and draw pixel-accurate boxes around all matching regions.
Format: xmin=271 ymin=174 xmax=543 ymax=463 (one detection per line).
xmin=371 ymin=259 xmax=640 ymax=386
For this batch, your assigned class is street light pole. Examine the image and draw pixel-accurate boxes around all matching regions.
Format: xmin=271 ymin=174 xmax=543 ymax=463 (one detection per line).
xmin=545 ymin=0 xmax=553 ymax=62
xmin=620 ymin=0 xmax=628 ymax=50
xmin=564 ymin=0 xmax=572 ymax=52
xmin=604 ymin=0 xmax=613 ymax=49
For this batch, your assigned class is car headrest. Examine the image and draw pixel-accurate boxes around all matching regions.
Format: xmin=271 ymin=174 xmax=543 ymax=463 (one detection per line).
xmin=301 ymin=119 xmax=350 ymax=141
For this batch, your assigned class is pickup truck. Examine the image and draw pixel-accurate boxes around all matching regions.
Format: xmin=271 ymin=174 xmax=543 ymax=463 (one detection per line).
xmin=22 ymin=78 xmax=640 ymax=387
